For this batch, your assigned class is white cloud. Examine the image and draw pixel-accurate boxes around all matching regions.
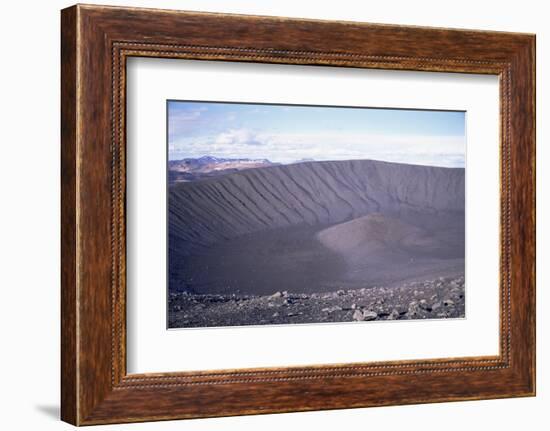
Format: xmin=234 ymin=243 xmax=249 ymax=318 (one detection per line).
xmin=214 ymin=128 xmax=262 ymax=146
xmin=170 ymin=129 xmax=465 ymax=167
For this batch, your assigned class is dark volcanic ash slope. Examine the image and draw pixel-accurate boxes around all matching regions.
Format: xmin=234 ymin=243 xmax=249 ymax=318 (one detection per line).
xmin=316 ymin=213 xmax=464 ymax=285
xmin=169 ymin=159 xmax=464 ymax=295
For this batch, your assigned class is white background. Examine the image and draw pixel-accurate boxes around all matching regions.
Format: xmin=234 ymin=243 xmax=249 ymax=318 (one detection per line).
xmin=0 ymin=0 xmax=547 ymax=430
xmin=127 ymin=59 xmax=500 ymax=373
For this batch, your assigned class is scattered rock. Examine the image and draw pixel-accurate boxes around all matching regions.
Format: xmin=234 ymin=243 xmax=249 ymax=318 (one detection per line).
xmin=432 ymin=302 xmax=443 ymax=311
xmin=169 ymin=275 xmax=465 ymax=327
xmin=352 ymin=310 xmax=364 ymax=321
xmin=419 ymin=299 xmax=432 ymax=311
xmin=322 ymin=305 xmax=342 ymax=313
xmin=396 ymin=305 xmax=408 ymax=315
xmin=387 ymin=309 xmax=400 ymax=320
xmin=363 ymin=310 xmax=378 ymax=321
xmin=353 ymin=309 xmax=378 ymax=321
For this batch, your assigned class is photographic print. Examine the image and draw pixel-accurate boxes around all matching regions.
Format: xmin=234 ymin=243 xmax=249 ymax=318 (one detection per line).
xmin=167 ymin=101 xmax=466 ymax=329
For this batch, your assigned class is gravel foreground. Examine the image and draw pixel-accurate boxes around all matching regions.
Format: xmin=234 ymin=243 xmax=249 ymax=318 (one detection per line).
xmin=168 ymin=276 xmax=465 ymax=329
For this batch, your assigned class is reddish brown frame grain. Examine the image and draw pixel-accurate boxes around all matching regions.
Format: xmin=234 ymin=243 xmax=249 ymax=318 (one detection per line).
xmin=61 ymin=4 xmax=535 ymax=426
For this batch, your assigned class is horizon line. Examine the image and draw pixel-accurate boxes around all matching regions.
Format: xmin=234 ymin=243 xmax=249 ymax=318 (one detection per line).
xmin=168 ymin=155 xmax=465 ymax=169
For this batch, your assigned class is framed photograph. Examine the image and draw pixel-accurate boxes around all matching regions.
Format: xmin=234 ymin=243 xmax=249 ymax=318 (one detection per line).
xmin=61 ymin=4 xmax=536 ymax=425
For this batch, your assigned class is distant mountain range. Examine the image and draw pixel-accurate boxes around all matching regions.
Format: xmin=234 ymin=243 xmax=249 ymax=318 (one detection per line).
xmin=168 ymin=156 xmax=278 ymax=183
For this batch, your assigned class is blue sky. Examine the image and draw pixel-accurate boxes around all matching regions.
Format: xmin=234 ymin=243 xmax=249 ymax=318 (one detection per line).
xmin=168 ymin=100 xmax=466 ymax=167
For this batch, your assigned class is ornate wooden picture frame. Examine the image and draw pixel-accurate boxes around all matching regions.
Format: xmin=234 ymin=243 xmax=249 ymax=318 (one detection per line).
xmin=61 ymin=4 xmax=535 ymax=425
